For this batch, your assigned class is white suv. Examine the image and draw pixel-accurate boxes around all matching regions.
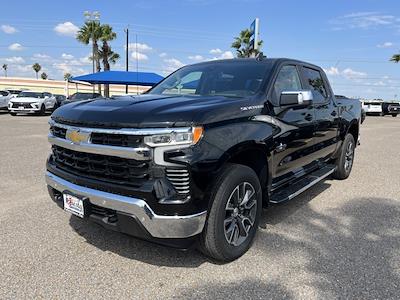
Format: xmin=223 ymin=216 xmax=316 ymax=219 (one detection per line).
xmin=9 ymin=91 xmax=57 ymax=116
xmin=0 ymin=91 xmax=12 ymax=111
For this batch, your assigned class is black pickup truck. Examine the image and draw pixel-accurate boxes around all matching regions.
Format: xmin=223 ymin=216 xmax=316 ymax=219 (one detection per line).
xmin=46 ymin=58 xmax=361 ymax=261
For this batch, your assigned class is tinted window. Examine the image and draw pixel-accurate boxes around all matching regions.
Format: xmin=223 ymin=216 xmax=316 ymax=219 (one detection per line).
xmin=0 ymin=91 xmax=9 ymax=96
xmin=273 ymin=65 xmax=302 ymax=103
xmin=149 ymin=61 xmax=272 ymax=98
xmin=303 ymin=67 xmax=328 ymax=103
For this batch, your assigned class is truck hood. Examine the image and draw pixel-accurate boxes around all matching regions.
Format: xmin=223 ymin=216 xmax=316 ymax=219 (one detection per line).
xmin=51 ymin=94 xmax=262 ymax=128
xmin=11 ymin=97 xmax=42 ymax=103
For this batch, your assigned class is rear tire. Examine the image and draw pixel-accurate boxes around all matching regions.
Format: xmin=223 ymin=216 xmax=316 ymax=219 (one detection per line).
xmin=333 ymin=134 xmax=355 ymax=180
xmin=392 ymin=114 xmax=397 ymax=117
xmin=199 ymin=163 xmax=262 ymax=262
xmin=10 ymin=112 xmax=16 ymax=116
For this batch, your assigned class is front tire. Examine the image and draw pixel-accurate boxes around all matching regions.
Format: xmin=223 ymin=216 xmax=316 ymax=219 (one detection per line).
xmin=392 ymin=114 xmax=397 ymax=117
xmin=37 ymin=104 xmax=45 ymax=116
xmin=199 ymin=164 xmax=262 ymax=262
xmin=333 ymin=134 xmax=355 ymax=180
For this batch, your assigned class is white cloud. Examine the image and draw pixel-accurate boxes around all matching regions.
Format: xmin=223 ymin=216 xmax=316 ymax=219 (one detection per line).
xmin=128 ymin=43 xmax=152 ymax=52
xmin=5 ymin=56 xmax=25 ymax=63
xmin=53 ymin=62 xmax=85 ymax=76
xmin=163 ymin=58 xmax=185 ymax=74
xmin=33 ymin=53 xmax=51 ymax=59
xmin=188 ymin=55 xmax=204 ymax=61
xmin=342 ymin=68 xmax=367 ymax=79
xmin=1 ymin=25 xmax=18 ymax=34
xmin=210 ymin=48 xmax=222 ymax=54
xmin=324 ymin=66 xmax=367 ymax=79
xmin=79 ymin=54 xmax=92 ymax=64
xmin=131 ymin=52 xmax=149 ymax=61
xmin=54 ymin=22 xmax=79 ymax=37
xmin=331 ymin=12 xmax=399 ymax=30
xmin=159 ymin=52 xmax=167 ymax=58
xmin=8 ymin=43 xmax=23 ymax=51
xmin=61 ymin=53 xmax=74 ymax=60
xmin=377 ymin=42 xmax=393 ymax=48
xmin=212 ymin=51 xmax=234 ymax=60
xmin=324 ymin=67 xmax=340 ymax=76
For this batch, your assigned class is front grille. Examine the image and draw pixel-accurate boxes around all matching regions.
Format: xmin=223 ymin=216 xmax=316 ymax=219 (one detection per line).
xmin=166 ymin=168 xmax=190 ymax=194
xmin=12 ymin=102 xmax=33 ymax=108
xmin=50 ymin=126 xmax=67 ymax=139
xmin=91 ymin=132 xmax=143 ymax=148
xmin=51 ymin=145 xmax=150 ymax=186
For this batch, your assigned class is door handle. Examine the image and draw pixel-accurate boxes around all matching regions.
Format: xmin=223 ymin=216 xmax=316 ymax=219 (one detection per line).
xmin=305 ymin=114 xmax=313 ymax=121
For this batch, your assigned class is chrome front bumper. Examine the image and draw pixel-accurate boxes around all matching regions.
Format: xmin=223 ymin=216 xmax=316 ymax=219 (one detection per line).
xmin=45 ymin=172 xmax=207 ymax=239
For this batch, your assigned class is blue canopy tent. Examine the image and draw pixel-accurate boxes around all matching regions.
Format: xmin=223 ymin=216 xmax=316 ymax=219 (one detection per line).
xmin=70 ymin=71 xmax=164 ymax=86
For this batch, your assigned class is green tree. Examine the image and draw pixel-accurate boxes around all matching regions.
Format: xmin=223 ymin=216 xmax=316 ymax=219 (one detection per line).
xmin=76 ymin=20 xmax=102 ymax=93
xmin=390 ymin=54 xmax=400 ymax=63
xmin=41 ymin=72 xmax=48 ymax=80
xmin=99 ymin=24 xmax=118 ymax=97
xmin=32 ymin=63 xmax=41 ymax=79
xmin=231 ymin=29 xmax=263 ymax=58
xmin=64 ymin=72 xmax=72 ymax=81
xmin=2 ymin=64 xmax=7 ymax=77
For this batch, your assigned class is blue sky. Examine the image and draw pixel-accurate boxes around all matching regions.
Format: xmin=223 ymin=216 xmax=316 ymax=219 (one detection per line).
xmin=1 ymin=0 xmax=400 ymax=99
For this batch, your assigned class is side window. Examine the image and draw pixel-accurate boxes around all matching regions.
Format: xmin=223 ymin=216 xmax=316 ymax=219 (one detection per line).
xmin=303 ymin=67 xmax=328 ymax=103
xmin=273 ymin=65 xmax=302 ymax=104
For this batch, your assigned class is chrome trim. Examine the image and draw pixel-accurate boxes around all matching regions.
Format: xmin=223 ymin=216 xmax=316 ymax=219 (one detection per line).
xmin=46 ymin=172 xmax=207 ymax=238
xmin=48 ymin=134 xmax=151 ymax=161
xmin=49 ymin=119 xmax=192 ymax=136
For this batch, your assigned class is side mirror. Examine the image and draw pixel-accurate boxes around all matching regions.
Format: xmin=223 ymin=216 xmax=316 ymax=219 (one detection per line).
xmin=280 ymin=90 xmax=313 ymax=106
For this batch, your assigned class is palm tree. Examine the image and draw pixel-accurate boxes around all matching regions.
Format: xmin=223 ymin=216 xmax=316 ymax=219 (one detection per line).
xmin=99 ymin=24 xmax=118 ymax=97
xmin=32 ymin=63 xmax=41 ymax=79
xmin=64 ymin=73 xmax=72 ymax=81
xmin=2 ymin=64 xmax=7 ymax=77
xmin=231 ymin=29 xmax=263 ymax=58
xmin=390 ymin=53 xmax=400 ymax=63
xmin=76 ymin=20 xmax=102 ymax=93
xmin=41 ymin=72 xmax=48 ymax=80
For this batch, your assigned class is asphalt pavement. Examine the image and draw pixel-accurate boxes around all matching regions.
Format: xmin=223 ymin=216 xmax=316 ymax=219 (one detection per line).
xmin=0 ymin=112 xmax=399 ymax=299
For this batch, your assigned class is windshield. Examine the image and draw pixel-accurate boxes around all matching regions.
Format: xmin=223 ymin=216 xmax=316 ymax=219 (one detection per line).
xmin=149 ymin=61 xmax=272 ymax=98
xmin=17 ymin=92 xmax=43 ymax=98
xmin=70 ymin=93 xmax=96 ymax=100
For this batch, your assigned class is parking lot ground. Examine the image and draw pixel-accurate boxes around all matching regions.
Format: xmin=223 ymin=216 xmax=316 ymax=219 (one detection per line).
xmin=0 ymin=112 xmax=399 ymax=299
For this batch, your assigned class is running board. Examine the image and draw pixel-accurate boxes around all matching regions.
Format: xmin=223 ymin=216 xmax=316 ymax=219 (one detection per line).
xmin=270 ymin=165 xmax=336 ymax=204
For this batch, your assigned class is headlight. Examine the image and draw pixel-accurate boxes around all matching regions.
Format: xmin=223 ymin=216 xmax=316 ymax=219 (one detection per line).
xmin=144 ymin=126 xmax=203 ymax=147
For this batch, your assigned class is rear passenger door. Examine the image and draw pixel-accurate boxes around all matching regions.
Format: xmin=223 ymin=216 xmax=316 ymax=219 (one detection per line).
xmin=301 ymin=66 xmax=339 ymax=160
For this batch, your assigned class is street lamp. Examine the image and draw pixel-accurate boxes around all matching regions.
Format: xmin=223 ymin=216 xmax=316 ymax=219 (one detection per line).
xmin=83 ymin=11 xmax=100 ymax=93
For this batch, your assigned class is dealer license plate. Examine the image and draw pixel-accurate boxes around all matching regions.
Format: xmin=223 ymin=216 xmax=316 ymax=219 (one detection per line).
xmin=63 ymin=193 xmax=85 ymax=218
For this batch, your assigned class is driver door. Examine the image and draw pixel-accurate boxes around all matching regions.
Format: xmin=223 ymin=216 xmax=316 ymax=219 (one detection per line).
xmin=269 ymin=65 xmax=316 ymax=182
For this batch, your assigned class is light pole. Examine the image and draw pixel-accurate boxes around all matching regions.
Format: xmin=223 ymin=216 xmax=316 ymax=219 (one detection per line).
xmin=124 ymin=27 xmax=129 ymax=94
xmin=84 ymin=11 xmax=100 ymax=93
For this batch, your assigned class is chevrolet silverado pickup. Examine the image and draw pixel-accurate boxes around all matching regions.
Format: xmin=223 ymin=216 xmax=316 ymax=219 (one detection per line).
xmin=46 ymin=58 xmax=361 ymax=261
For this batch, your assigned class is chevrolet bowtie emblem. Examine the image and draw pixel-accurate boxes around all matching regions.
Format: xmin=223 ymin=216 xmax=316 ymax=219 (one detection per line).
xmin=65 ymin=129 xmax=89 ymax=144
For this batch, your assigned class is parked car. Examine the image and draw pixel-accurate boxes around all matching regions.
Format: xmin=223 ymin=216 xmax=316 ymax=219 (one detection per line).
xmin=46 ymin=58 xmax=361 ymax=261
xmin=0 ymin=90 xmax=12 ymax=111
xmin=8 ymin=91 xmax=57 ymax=115
xmin=361 ymin=100 xmax=383 ymax=115
xmin=61 ymin=92 xmax=102 ymax=106
xmin=6 ymin=89 xmax=23 ymax=98
xmin=54 ymin=94 xmax=66 ymax=108
xmin=382 ymin=102 xmax=400 ymax=117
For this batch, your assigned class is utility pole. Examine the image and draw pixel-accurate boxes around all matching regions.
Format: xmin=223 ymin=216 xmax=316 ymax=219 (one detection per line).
xmin=84 ymin=11 xmax=100 ymax=94
xmin=136 ymin=34 xmax=139 ymax=95
xmin=124 ymin=27 xmax=129 ymax=94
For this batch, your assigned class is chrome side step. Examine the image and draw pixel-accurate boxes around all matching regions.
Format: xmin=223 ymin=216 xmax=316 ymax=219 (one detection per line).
xmin=270 ymin=165 xmax=336 ymax=204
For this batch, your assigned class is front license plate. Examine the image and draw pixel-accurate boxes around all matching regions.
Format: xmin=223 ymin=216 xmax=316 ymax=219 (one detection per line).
xmin=63 ymin=193 xmax=85 ymax=218
xmin=18 ymin=106 xmax=24 ymax=110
